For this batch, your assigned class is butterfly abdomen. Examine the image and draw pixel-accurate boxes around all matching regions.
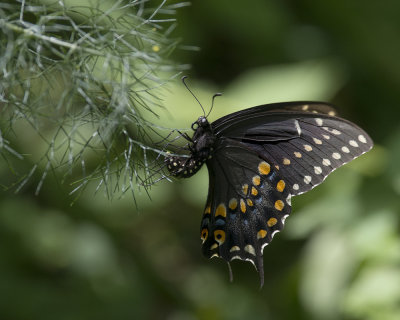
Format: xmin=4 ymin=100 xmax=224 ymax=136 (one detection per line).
xmin=165 ymin=154 xmax=207 ymax=178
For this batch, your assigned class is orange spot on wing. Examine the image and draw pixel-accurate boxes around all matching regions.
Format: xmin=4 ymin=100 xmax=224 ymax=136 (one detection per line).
xmin=257 ymin=229 xmax=267 ymax=239
xmin=277 ymin=180 xmax=285 ymax=192
xmin=274 ymin=200 xmax=284 ymax=211
xmin=240 ymin=199 xmax=246 ymax=213
xmin=214 ymin=230 xmax=226 ymax=244
xmin=267 ymin=218 xmax=278 ymax=227
xmin=252 ymin=175 xmax=261 ymax=186
xmin=215 ymin=203 xmax=227 ymax=218
xmin=229 ymin=198 xmax=238 ymax=210
xmin=200 ymin=228 xmax=208 ymax=243
xmin=242 ymin=184 xmax=249 ymax=195
xmin=258 ymin=161 xmax=271 ymax=175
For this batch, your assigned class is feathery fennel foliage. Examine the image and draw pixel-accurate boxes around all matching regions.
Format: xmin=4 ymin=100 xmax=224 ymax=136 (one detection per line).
xmin=0 ymin=0 xmax=188 ymax=200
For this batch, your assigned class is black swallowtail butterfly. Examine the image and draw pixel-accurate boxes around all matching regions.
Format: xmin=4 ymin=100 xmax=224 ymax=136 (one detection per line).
xmin=165 ymin=86 xmax=373 ymax=286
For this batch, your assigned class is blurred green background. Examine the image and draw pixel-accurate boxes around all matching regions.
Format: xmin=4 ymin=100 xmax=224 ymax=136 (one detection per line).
xmin=1 ymin=1 xmax=400 ymax=319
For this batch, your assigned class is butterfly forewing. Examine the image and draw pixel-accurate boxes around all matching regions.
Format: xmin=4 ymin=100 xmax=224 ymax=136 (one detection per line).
xmin=212 ymin=101 xmax=338 ymax=135
xmin=212 ymin=103 xmax=373 ymax=195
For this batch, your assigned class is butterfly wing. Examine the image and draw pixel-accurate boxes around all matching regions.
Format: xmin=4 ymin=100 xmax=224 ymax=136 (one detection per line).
xmin=201 ymin=101 xmax=373 ymax=285
xmin=212 ymin=102 xmax=373 ymax=195
xmin=201 ymin=139 xmax=292 ymax=286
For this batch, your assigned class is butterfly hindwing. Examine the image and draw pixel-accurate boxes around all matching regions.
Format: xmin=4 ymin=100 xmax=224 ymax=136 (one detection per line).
xmin=200 ymin=139 xmax=292 ymax=285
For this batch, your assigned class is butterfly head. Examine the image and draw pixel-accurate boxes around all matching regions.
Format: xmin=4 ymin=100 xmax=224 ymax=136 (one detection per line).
xmin=164 ymin=116 xmax=215 ymax=179
xmin=191 ymin=116 xmax=209 ymax=130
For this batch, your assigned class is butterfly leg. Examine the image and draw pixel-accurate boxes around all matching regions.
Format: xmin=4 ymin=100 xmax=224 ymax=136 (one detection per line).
xmin=177 ymin=130 xmax=193 ymax=142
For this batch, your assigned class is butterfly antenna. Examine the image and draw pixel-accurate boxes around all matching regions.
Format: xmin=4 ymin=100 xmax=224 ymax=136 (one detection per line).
xmin=182 ymin=76 xmax=206 ymax=117
xmin=206 ymin=92 xmax=222 ymax=118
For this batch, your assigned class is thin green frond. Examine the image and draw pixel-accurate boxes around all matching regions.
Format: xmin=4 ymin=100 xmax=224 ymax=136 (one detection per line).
xmin=0 ymin=0 xmax=188 ymax=199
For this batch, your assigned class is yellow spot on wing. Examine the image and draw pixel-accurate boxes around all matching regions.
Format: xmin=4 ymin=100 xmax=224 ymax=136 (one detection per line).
xmin=204 ymin=206 xmax=211 ymax=215
xmin=258 ymin=161 xmax=271 ymax=175
xmin=251 ymin=186 xmax=258 ymax=196
xmin=229 ymin=198 xmax=238 ymax=210
xmin=257 ymin=229 xmax=267 ymax=239
xmin=214 ymin=230 xmax=226 ymax=244
xmin=240 ymin=199 xmax=246 ymax=213
xmin=267 ymin=217 xmax=278 ymax=227
xmin=252 ymin=175 xmax=261 ymax=186
xmin=210 ymin=243 xmax=218 ymax=250
xmin=275 ymin=200 xmax=284 ymax=211
xmin=230 ymin=246 xmax=240 ymax=252
xmin=294 ymin=151 xmax=302 ymax=158
xmin=283 ymin=158 xmax=291 ymax=165
xmin=277 ymin=180 xmax=285 ymax=192
xmin=242 ymin=184 xmax=249 ymax=195
xmin=247 ymin=199 xmax=253 ymax=206
xmin=215 ymin=203 xmax=227 ymax=218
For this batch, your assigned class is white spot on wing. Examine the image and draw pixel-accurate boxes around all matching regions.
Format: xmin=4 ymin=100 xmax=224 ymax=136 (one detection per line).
xmin=271 ymin=230 xmax=280 ymax=239
xmin=245 ymin=258 xmax=256 ymax=267
xmin=322 ymin=158 xmax=331 ymax=166
xmin=313 ymin=137 xmax=322 ymax=145
xmin=293 ymin=184 xmax=299 ymax=190
xmin=341 ymin=146 xmax=350 ymax=153
xmin=282 ymin=214 xmax=289 ymax=225
xmin=314 ymin=166 xmax=322 ymax=174
xmin=332 ymin=152 xmax=341 ymax=160
xmin=358 ymin=134 xmax=367 ymax=143
xmin=304 ymin=144 xmax=313 ymax=152
xmin=323 ymin=127 xmax=341 ymax=135
xmin=349 ymin=140 xmax=359 ymax=147
xmin=294 ymin=119 xmax=302 ymax=136
xmin=261 ymin=242 xmax=269 ymax=250
xmin=230 ymin=255 xmax=242 ymax=261
xmin=315 ymin=118 xmax=323 ymax=126
xmin=304 ymin=175 xmax=312 ymax=184
xmin=244 ymin=244 xmax=256 ymax=255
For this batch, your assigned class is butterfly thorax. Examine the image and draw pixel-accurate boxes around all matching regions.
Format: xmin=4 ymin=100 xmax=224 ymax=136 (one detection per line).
xmin=165 ymin=116 xmax=215 ymax=178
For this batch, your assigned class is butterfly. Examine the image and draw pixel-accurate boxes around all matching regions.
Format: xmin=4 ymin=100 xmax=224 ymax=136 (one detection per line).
xmin=164 ymin=83 xmax=373 ymax=287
